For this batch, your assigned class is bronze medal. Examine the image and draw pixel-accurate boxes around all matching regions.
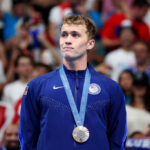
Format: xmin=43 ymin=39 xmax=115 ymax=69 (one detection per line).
xmin=72 ymin=126 xmax=89 ymax=143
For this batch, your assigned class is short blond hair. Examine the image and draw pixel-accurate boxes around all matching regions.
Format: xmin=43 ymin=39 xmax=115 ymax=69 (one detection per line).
xmin=60 ymin=15 xmax=96 ymax=40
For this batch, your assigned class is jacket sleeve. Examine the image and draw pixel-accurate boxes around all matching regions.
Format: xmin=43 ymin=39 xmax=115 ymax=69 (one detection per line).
xmin=107 ymin=83 xmax=127 ymax=150
xmin=19 ymin=80 xmax=40 ymax=150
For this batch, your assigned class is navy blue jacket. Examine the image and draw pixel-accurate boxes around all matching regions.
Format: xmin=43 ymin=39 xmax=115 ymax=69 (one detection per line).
xmin=19 ymin=64 xmax=127 ymax=150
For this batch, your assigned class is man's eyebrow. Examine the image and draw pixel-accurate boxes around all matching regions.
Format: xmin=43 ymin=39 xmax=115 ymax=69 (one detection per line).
xmin=61 ymin=31 xmax=80 ymax=34
xmin=61 ymin=31 xmax=68 ymax=33
xmin=71 ymin=31 xmax=80 ymax=33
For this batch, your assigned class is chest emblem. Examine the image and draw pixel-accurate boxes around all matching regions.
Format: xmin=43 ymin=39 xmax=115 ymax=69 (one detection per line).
xmin=89 ymin=83 xmax=101 ymax=95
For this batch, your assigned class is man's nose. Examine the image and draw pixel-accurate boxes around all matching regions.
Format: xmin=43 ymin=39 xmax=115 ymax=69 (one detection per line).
xmin=65 ymin=41 xmax=71 ymax=45
xmin=65 ymin=35 xmax=72 ymax=45
xmin=10 ymin=135 xmax=18 ymax=141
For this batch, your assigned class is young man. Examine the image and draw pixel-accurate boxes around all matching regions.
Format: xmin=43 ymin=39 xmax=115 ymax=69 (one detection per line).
xmin=1 ymin=124 xmax=19 ymax=150
xmin=19 ymin=15 xmax=126 ymax=150
xmin=0 ymin=55 xmax=33 ymax=142
xmin=2 ymin=55 xmax=33 ymax=106
xmin=104 ymin=20 xmax=136 ymax=81
xmin=132 ymin=40 xmax=150 ymax=81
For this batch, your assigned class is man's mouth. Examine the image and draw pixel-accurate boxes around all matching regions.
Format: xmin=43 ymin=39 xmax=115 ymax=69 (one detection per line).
xmin=63 ymin=47 xmax=74 ymax=51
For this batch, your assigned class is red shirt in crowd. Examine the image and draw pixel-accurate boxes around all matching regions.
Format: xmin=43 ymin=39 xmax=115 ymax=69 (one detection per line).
xmin=101 ymin=13 xmax=150 ymax=42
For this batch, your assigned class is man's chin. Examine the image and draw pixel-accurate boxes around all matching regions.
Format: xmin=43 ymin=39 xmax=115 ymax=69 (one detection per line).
xmin=64 ymin=56 xmax=77 ymax=61
xmin=64 ymin=53 xmax=85 ymax=62
xmin=6 ymin=146 xmax=19 ymax=150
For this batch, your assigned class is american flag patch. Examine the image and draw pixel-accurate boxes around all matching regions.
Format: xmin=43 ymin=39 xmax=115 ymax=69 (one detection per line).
xmin=24 ymin=86 xmax=29 ymax=95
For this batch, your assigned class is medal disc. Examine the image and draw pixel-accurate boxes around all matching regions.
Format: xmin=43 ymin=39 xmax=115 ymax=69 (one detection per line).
xmin=72 ymin=126 xmax=89 ymax=143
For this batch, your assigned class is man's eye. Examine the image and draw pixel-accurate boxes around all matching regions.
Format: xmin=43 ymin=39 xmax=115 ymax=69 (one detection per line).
xmin=61 ymin=32 xmax=68 ymax=37
xmin=71 ymin=32 xmax=80 ymax=38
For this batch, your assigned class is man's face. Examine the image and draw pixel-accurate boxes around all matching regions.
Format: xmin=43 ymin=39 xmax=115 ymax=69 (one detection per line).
xmin=59 ymin=24 xmax=93 ymax=61
xmin=16 ymin=57 xmax=33 ymax=78
xmin=119 ymin=28 xmax=135 ymax=48
xmin=133 ymin=42 xmax=148 ymax=64
xmin=3 ymin=124 xmax=19 ymax=150
xmin=133 ymin=6 xmax=149 ymax=20
xmin=119 ymin=72 xmax=133 ymax=91
xmin=14 ymin=3 xmax=25 ymax=17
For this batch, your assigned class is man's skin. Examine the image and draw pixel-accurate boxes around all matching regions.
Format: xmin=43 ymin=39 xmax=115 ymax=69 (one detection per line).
xmin=3 ymin=124 xmax=19 ymax=150
xmin=59 ymin=24 xmax=95 ymax=70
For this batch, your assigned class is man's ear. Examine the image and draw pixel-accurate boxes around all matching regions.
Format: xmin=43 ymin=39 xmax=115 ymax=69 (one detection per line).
xmin=87 ymin=39 xmax=95 ymax=50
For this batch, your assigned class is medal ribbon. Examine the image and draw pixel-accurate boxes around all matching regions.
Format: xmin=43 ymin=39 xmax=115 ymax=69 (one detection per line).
xmin=59 ymin=66 xmax=91 ymax=126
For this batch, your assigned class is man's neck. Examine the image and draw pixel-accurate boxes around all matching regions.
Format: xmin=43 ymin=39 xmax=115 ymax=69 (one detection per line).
xmin=137 ymin=60 xmax=147 ymax=66
xmin=122 ymin=46 xmax=132 ymax=51
xmin=132 ymin=96 xmax=145 ymax=110
xmin=137 ymin=62 xmax=147 ymax=72
xmin=63 ymin=59 xmax=87 ymax=70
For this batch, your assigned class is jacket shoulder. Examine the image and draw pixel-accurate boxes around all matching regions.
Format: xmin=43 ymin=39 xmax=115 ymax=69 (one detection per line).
xmin=28 ymin=69 xmax=58 ymax=87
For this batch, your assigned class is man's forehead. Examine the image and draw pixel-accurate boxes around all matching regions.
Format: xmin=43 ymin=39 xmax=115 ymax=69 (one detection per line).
xmin=19 ymin=57 xmax=31 ymax=63
xmin=5 ymin=125 xmax=18 ymax=133
xmin=61 ymin=24 xmax=87 ymax=32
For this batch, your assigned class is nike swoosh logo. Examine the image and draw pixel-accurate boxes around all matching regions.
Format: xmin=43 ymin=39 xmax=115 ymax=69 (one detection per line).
xmin=53 ymin=85 xmax=64 ymax=90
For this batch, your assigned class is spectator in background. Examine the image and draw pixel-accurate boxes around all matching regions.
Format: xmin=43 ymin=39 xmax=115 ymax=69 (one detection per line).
xmin=130 ymin=40 xmax=150 ymax=83
xmin=28 ymin=0 xmax=59 ymax=26
xmin=26 ymin=3 xmax=62 ymax=64
xmin=126 ymin=72 xmax=150 ymax=137
xmin=0 ymin=102 xmax=14 ymax=144
xmin=102 ymin=20 xmax=136 ymax=81
xmin=5 ymin=15 xmax=34 ymax=57
xmin=101 ymin=0 xmax=150 ymax=50
xmin=2 ymin=55 xmax=33 ymax=107
xmin=31 ymin=62 xmax=52 ymax=79
xmin=8 ymin=62 xmax=52 ymax=124
xmin=0 ymin=124 xmax=19 ymax=150
xmin=119 ymin=70 xmax=134 ymax=104
xmin=26 ymin=4 xmax=45 ymax=62
xmin=38 ymin=20 xmax=61 ymax=68
xmin=11 ymin=62 xmax=53 ymax=125
xmin=102 ymin=0 xmax=132 ymax=23
xmin=6 ymin=4 xmax=47 ymax=63
xmin=72 ymin=0 xmax=103 ymax=30
xmin=48 ymin=0 xmax=72 ymax=27
xmin=102 ymin=0 xmax=133 ymax=16
xmin=3 ymin=0 xmax=26 ymax=42
xmin=0 ymin=55 xmax=33 ymax=141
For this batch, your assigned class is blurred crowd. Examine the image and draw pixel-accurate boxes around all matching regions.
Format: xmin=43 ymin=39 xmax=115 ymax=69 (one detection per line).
xmin=0 ymin=0 xmax=149 ymax=149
